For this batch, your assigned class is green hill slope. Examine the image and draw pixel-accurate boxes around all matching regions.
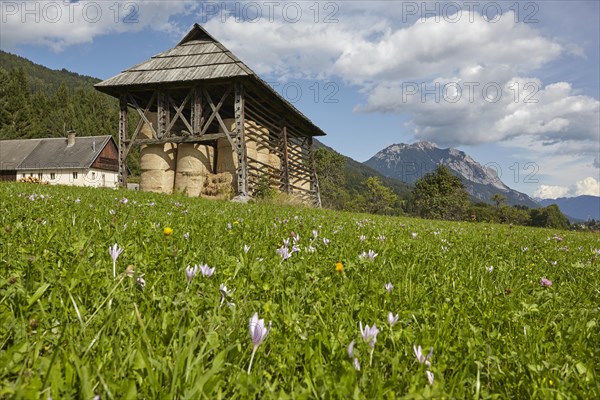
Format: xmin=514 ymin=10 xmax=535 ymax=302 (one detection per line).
xmin=0 ymin=50 xmax=100 ymax=93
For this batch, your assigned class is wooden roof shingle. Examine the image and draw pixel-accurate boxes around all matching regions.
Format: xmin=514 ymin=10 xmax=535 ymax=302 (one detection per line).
xmin=95 ymin=27 xmax=253 ymax=88
xmin=95 ymin=23 xmax=326 ymax=137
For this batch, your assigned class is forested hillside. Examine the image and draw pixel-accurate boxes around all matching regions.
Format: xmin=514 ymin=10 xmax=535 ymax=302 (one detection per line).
xmin=0 ymin=50 xmax=142 ymax=171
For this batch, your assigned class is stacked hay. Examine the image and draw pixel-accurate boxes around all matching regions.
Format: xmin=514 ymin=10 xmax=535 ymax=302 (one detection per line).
xmin=215 ymin=118 xmax=238 ymax=191
xmin=244 ymin=120 xmax=282 ymax=191
xmin=289 ymin=142 xmax=312 ymax=192
xmin=208 ymin=118 xmax=286 ymax=197
xmin=140 ymin=144 xmax=177 ymax=194
xmin=139 ymin=113 xmax=178 ymax=194
xmin=174 ymin=144 xmax=213 ymax=197
xmin=202 ymin=172 xmax=233 ymax=200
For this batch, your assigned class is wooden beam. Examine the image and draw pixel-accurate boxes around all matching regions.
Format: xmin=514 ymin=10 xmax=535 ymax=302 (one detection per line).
xmin=281 ymin=121 xmax=290 ymax=194
xmin=118 ymin=94 xmax=128 ymax=187
xmin=192 ymin=86 xmax=203 ymax=135
xmin=128 ymin=92 xmax=158 ymax=139
xmin=125 ymin=133 xmax=226 ymax=146
xmin=157 ymin=91 xmax=169 ymax=138
xmin=200 ymin=87 xmax=232 ymax=137
xmin=234 ymin=82 xmax=248 ymax=196
xmin=127 ymin=91 xmax=157 ymax=156
xmin=167 ymin=90 xmax=193 ymax=135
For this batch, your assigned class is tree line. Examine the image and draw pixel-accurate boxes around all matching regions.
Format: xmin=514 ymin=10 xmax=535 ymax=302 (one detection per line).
xmin=0 ymin=63 xmax=141 ymax=173
xmin=314 ymin=147 xmax=573 ymax=230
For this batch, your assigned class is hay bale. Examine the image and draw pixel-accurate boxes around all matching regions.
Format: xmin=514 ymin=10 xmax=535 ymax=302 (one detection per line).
xmin=140 ymin=143 xmax=177 ymax=194
xmin=268 ymin=153 xmax=281 ymax=171
xmin=202 ymin=172 xmax=234 ymax=199
xmin=174 ymin=144 xmax=213 ymax=197
xmin=218 ymin=118 xmax=237 ymax=135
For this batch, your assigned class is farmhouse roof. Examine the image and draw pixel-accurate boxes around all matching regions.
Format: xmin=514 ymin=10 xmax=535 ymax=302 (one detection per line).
xmin=95 ymin=23 xmax=325 ymax=137
xmin=0 ymin=136 xmax=114 ymax=171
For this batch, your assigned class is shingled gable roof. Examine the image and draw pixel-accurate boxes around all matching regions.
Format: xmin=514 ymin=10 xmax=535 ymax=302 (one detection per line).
xmin=95 ymin=23 xmax=326 ymax=137
xmin=0 ymin=136 xmax=115 ymax=171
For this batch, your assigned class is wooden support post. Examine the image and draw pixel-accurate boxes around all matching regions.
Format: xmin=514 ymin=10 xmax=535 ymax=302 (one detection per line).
xmin=308 ymin=137 xmax=322 ymax=207
xmin=167 ymin=90 xmax=193 ymax=134
xmin=192 ymin=86 xmax=203 ymax=135
xmin=281 ymin=121 xmax=290 ymax=194
xmin=234 ymin=82 xmax=248 ymax=196
xmin=118 ymin=94 xmax=128 ymax=188
xmin=157 ymin=90 xmax=169 ymax=138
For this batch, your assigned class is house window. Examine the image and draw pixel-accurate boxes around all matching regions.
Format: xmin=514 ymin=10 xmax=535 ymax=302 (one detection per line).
xmin=38 ymin=173 xmax=42 ymax=180
xmin=73 ymin=172 xmax=78 ymax=180
xmin=50 ymin=173 xmax=56 ymax=180
xmin=22 ymin=174 xmax=26 ymax=178
xmin=91 ymin=172 xmax=96 ymax=180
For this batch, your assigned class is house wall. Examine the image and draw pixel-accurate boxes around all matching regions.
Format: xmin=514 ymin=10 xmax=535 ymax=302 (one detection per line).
xmin=1 ymin=171 xmax=16 ymax=181
xmin=17 ymin=168 xmax=118 ymax=188
xmin=91 ymin=139 xmax=119 ymax=171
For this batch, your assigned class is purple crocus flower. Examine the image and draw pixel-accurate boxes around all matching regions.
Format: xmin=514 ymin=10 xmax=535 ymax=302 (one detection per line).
xmin=353 ymin=357 xmax=361 ymax=371
xmin=276 ymin=246 xmax=291 ymax=260
xmin=199 ymin=264 xmax=215 ymax=277
xmin=219 ymin=283 xmax=231 ymax=307
xmin=108 ymin=243 xmax=124 ymax=278
xmin=359 ymin=250 xmax=378 ymax=261
xmin=185 ymin=265 xmax=198 ymax=284
xmin=426 ymin=370 xmax=434 ymax=385
xmin=323 ymin=238 xmax=330 ymax=245
xmin=384 ymin=282 xmax=393 ymax=293
xmin=243 ymin=245 xmax=251 ymax=254
xmin=387 ymin=312 xmax=399 ymax=327
xmin=414 ymin=345 xmax=433 ymax=367
xmin=347 ymin=340 xmax=355 ymax=358
xmin=360 ymin=322 xmax=380 ymax=366
xmin=247 ymin=312 xmax=271 ymax=374
xmin=359 ymin=322 xmax=379 ymax=349
xmin=540 ymin=277 xmax=553 ymax=287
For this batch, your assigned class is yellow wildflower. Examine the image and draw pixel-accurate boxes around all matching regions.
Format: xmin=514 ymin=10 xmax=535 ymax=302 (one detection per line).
xmin=163 ymin=227 xmax=174 ymax=236
xmin=335 ymin=262 xmax=344 ymax=272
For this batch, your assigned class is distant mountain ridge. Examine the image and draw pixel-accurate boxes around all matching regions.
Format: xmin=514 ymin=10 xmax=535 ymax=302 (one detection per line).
xmin=539 ymin=195 xmax=600 ymax=221
xmin=365 ymin=141 xmax=539 ymax=208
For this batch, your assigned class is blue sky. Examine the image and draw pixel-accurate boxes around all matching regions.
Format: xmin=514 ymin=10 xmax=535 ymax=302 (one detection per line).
xmin=1 ymin=1 xmax=599 ymax=198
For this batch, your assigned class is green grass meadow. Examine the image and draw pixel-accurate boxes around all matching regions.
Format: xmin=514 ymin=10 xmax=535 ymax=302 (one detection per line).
xmin=1 ymin=183 xmax=599 ymax=399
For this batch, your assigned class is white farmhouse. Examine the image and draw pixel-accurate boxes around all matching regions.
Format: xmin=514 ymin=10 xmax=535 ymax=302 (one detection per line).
xmin=0 ymin=132 xmax=119 ymax=188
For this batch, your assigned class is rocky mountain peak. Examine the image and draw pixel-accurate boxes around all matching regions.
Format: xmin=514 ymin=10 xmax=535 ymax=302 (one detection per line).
xmin=364 ymin=142 xmax=538 ymax=208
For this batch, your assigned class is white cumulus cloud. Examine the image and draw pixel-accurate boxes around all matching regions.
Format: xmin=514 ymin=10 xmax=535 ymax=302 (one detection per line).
xmin=573 ymin=177 xmax=600 ymax=196
xmin=534 ymin=185 xmax=570 ymax=199
xmin=534 ymin=177 xmax=600 ymax=199
xmin=0 ymin=1 xmax=197 ymax=51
